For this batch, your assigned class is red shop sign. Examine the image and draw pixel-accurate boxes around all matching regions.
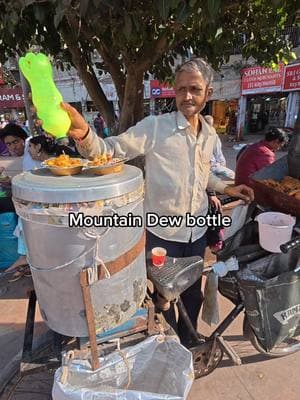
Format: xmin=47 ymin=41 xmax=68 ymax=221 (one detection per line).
xmin=283 ymin=64 xmax=300 ymax=91
xmin=150 ymin=80 xmax=175 ymax=98
xmin=241 ymin=64 xmax=284 ymax=95
xmin=0 ymin=87 xmax=24 ymax=108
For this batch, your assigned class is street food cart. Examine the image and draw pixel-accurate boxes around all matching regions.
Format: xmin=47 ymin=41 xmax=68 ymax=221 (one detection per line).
xmin=12 ymin=164 xmax=194 ymax=400
xmin=12 ymin=165 xmax=146 ymax=337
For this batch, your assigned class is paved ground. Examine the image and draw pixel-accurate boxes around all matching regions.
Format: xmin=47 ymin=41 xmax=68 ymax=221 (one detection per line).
xmin=1 ymin=134 xmax=296 ymax=400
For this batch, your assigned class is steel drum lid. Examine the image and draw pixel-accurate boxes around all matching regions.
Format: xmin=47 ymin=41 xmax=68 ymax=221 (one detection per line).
xmin=12 ymin=165 xmax=143 ymax=203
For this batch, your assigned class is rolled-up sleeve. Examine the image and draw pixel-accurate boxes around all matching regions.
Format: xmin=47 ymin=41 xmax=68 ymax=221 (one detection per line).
xmin=207 ymin=172 xmax=228 ymax=194
xmin=76 ymin=116 xmax=157 ymax=160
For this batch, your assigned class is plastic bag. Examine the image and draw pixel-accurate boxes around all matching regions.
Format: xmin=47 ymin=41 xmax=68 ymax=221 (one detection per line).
xmin=238 ymin=249 xmax=300 ymax=351
xmin=52 ymin=335 xmax=194 ymax=400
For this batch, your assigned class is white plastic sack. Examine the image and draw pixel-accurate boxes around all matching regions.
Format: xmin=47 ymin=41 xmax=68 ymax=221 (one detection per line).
xmin=52 ymin=335 xmax=194 ymax=400
xmin=224 ymin=204 xmax=249 ymax=240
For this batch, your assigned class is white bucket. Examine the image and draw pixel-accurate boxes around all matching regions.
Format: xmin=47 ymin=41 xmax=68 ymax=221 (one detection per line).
xmin=256 ymin=212 xmax=295 ymax=253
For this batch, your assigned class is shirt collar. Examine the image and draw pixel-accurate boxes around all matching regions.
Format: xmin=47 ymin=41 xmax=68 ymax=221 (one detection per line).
xmin=176 ymin=111 xmax=215 ymax=137
xmin=176 ymin=111 xmax=190 ymax=130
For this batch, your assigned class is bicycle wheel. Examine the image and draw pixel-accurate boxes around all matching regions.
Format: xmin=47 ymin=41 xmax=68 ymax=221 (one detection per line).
xmin=243 ymin=315 xmax=300 ymax=357
xmin=190 ymin=339 xmax=224 ymax=378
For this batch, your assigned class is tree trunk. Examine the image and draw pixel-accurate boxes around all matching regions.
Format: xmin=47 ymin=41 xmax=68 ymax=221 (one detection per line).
xmin=60 ymin=23 xmax=115 ymax=128
xmin=119 ymin=69 xmax=144 ymax=133
xmin=117 ymin=68 xmax=145 ymax=171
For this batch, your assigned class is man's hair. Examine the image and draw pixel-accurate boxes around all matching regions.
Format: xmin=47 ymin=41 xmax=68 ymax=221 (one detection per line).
xmin=175 ymin=58 xmax=214 ymax=86
xmin=0 ymin=123 xmax=27 ymax=141
xmin=265 ymin=128 xmax=287 ymax=143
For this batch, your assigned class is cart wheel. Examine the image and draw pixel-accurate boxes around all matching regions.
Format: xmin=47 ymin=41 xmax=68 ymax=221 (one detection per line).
xmin=190 ymin=339 xmax=223 ymax=379
xmin=243 ymin=315 xmax=300 ymax=358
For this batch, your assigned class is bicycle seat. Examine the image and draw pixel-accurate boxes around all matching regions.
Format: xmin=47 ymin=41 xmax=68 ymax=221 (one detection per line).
xmin=147 ymin=255 xmax=204 ymax=301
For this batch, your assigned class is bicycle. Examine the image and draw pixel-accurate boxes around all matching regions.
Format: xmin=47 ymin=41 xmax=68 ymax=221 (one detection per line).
xmin=147 ymin=204 xmax=300 ymax=378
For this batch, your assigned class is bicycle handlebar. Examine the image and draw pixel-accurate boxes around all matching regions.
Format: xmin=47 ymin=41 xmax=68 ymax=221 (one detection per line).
xmin=280 ymin=235 xmax=300 ymax=253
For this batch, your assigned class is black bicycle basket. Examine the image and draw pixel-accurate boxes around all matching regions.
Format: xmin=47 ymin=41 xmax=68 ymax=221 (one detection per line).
xmin=237 ymin=249 xmax=300 ymax=351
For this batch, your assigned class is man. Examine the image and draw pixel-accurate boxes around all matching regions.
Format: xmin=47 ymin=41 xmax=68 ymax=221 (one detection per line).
xmin=235 ymin=128 xmax=286 ymax=187
xmin=61 ymin=58 xmax=254 ymax=345
xmin=0 ymin=123 xmax=27 ymax=157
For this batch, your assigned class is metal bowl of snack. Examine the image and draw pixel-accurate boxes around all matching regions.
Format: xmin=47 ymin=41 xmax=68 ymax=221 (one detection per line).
xmin=85 ymin=155 xmax=128 ymax=175
xmin=42 ymin=155 xmax=87 ymax=176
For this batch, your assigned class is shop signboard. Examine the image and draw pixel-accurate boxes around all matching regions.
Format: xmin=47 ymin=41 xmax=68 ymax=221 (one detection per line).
xmin=150 ymin=80 xmax=175 ymax=98
xmin=282 ymin=64 xmax=300 ymax=92
xmin=0 ymin=87 xmax=24 ymax=108
xmin=241 ymin=64 xmax=284 ymax=95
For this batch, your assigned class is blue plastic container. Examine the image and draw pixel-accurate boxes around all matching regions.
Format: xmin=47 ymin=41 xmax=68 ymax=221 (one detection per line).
xmin=0 ymin=212 xmax=18 ymax=269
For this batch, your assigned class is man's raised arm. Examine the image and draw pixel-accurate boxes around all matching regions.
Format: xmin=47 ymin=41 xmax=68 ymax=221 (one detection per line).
xmin=62 ymin=103 xmax=156 ymax=160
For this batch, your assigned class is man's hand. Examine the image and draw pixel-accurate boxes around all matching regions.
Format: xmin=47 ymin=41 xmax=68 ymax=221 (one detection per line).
xmin=60 ymin=102 xmax=89 ymax=140
xmin=224 ymin=184 xmax=254 ymax=204
xmin=209 ymin=195 xmax=222 ymax=211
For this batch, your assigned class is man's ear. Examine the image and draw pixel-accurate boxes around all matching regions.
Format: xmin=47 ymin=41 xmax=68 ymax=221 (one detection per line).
xmin=207 ymin=86 xmax=213 ymax=98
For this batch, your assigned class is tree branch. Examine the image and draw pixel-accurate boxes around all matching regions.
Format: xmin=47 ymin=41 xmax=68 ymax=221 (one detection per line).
xmin=73 ymin=15 xmax=126 ymax=106
xmin=60 ymin=20 xmax=115 ymax=126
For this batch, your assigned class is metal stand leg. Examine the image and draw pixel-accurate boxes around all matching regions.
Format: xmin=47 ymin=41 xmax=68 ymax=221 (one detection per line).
xmin=22 ymin=290 xmax=37 ymax=362
xmin=20 ymin=290 xmax=61 ymax=375
xmin=80 ymin=271 xmax=100 ymax=370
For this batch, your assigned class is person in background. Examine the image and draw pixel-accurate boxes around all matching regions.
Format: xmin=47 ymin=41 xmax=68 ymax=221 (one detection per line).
xmin=0 ymin=140 xmax=9 ymax=156
xmin=0 ymin=119 xmax=8 ymax=129
xmin=235 ymin=128 xmax=287 ymax=187
xmin=93 ymin=112 xmax=107 ymax=138
xmin=28 ymin=135 xmax=77 ymax=164
xmin=6 ymin=135 xmax=77 ymax=277
xmin=0 ymin=124 xmax=28 ymax=274
xmin=0 ymin=123 xmax=27 ymax=157
xmin=53 ymin=58 xmax=255 ymax=347
xmin=204 ymin=115 xmax=235 ymax=180
xmin=210 ymin=135 xmax=235 ymax=180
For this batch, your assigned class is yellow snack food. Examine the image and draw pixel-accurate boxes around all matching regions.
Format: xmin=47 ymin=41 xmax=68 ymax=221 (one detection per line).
xmin=260 ymin=176 xmax=300 ymax=198
xmin=45 ymin=154 xmax=83 ymax=168
xmin=88 ymin=153 xmax=113 ymax=167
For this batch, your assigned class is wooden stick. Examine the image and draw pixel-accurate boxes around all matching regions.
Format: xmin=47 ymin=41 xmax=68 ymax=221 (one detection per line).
xmin=80 ymin=270 xmax=100 ymax=370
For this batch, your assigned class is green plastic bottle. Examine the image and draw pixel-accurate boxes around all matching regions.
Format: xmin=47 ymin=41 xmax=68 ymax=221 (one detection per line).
xmin=19 ymin=53 xmax=71 ymax=139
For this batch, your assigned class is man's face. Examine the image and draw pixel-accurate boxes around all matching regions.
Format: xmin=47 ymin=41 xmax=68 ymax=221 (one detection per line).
xmin=175 ymin=70 xmax=212 ymax=119
xmin=3 ymin=135 xmax=25 ymax=156
xmin=269 ymin=139 xmax=283 ymax=152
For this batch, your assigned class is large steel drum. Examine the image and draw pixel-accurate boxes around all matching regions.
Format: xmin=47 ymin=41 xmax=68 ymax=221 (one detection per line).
xmin=12 ymin=166 xmax=146 ymax=337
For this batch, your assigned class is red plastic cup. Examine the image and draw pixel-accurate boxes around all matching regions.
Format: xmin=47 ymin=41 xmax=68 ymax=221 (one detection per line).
xmin=151 ymin=247 xmax=167 ymax=267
